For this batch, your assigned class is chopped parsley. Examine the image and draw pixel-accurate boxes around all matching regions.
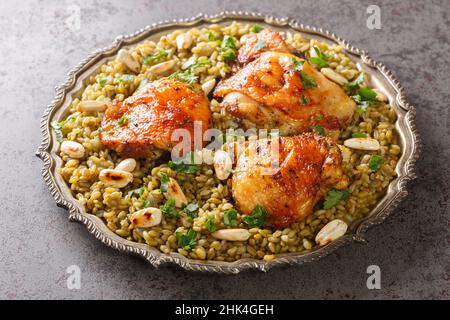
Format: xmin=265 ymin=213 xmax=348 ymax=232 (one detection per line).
xmin=368 ymin=155 xmax=384 ymax=171
xmin=308 ymin=47 xmax=330 ymax=68
xmin=168 ymin=160 xmax=200 ymax=174
xmin=204 ymin=215 xmax=217 ymax=232
xmin=345 ymin=72 xmax=366 ymax=94
xmin=301 ymin=94 xmax=309 ymax=105
xmin=176 ymin=229 xmax=197 ymax=250
xmin=223 ymin=208 xmax=238 ymax=226
xmin=352 ymin=87 xmax=378 ymax=112
xmin=169 ymin=57 xmax=211 ymax=85
xmin=254 ymin=39 xmax=266 ymax=51
xmin=185 ymin=203 xmax=199 ymax=222
xmin=160 ymin=198 xmax=179 ymax=219
xmin=311 ymin=125 xmax=326 ymax=136
xmin=143 ymin=50 xmax=168 ymax=65
xmin=160 ymin=173 xmax=170 ymax=193
xmin=221 ymin=35 xmax=238 ymax=62
xmin=141 ymin=199 xmax=151 ymax=208
xmin=250 ymin=24 xmax=264 ymax=33
xmin=128 ymin=187 xmax=146 ymax=198
xmin=51 ymin=118 xmax=74 ymax=142
xmin=351 ymin=132 xmax=367 ymax=138
xmin=323 ymin=189 xmax=351 ymax=209
xmin=97 ymin=77 xmax=108 ymax=86
xmin=208 ymin=31 xmax=216 ymax=41
xmin=291 ymin=57 xmax=318 ymax=89
xmin=116 ymin=115 xmax=128 ymax=127
xmin=243 ymin=205 xmax=267 ymax=228
xmin=117 ymin=74 xmax=135 ymax=83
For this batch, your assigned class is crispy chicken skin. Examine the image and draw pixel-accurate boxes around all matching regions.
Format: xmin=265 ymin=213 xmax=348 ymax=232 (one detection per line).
xmin=214 ymin=51 xmax=356 ymax=136
xmin=232 ymin=134 xmax=348 ymax=228
xmin=100 ymin=78 xmax=211 ymax=158
xmin=237 ymin=29 xmax=291 ymax=65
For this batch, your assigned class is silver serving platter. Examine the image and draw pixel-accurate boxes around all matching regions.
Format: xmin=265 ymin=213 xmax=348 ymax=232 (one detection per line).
xmin=36 ymin=12 xmax=420 ymax=273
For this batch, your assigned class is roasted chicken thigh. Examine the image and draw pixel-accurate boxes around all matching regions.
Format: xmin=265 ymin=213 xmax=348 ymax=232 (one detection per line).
xmin=100 ymin=78 xmax=211 ymax=158
xmin=232 ymin=134 xmax=348 ymax=228
xmin=214 ymin=51 xmax=356 ymax=137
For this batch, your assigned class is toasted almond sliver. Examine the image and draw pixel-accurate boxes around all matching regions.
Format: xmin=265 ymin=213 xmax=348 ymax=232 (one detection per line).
xmin=118 ymin=49 xmax=140 ymax=73
xmin=176 ymin=33 xmax=193 ymax=50
xmin=148 ymin=60 xmax=176 ymax=74
xmin=99 ymin=169 xmax=133 ymax=188
xmin=79 ymin=100 xmax=107 ymax=113
xmin=61 ymin=141 xmax=85 ymax=159
xmin=115 ymin=158 xmax=137 ymax=172
xmin=130 ymin=208 xmax=162 ymax=228
xmin=344 ymin=138 xmax=380 ymax=151
xmin=315 ymin=219 xmax=348 ymax=246
xmin=212 ymin=229 xmax=251 ymax=241
xmin=201 ymin=79 xmax=216 ymax=95
xmin=164 ymin=178 xmax=187 ymax=208
xmin=213 ymin=150 xmax=233 ymax=180
xmin=320 ymin=68 xmax=348 ymax=85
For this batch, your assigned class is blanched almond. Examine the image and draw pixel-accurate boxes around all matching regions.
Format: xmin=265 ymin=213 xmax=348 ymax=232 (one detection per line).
xmin=130 ymin=207 xmax=162 ymax=228
xmin=99 ymin=169 xmax=133 ymax=188
xmin=309 ymin=46 xmax=318 ymax=58
xmin=79 ymin=100 xmax=107 ymax=113
xmin=148 ymin=60 xmax=176 ymax=74
xmin=164 ymin=178 xmax=187 ymax=208
xmin=321 ymin=68 xmax=348 ymax=85
xmin=213 ymin=150 xmax=233 ymax=180
xmin=212 ymin=229 xmax=250 ymax=241
xmin=115 ymin=158 xmax=136 ymax=172
xmin=201 ymin=79 xmax=216 ymax=95
xmin=118 ymin=49 xmax=140 ymax=73
xmin=176 ymin=33 xmax=193 ymax=50
xmin=315 ymin=219 xmax=348 ymax=246
xmin=344 ymin=138 xmax=380 ymax=151
xmin=61 ymin=141 xmax=85 ymax=159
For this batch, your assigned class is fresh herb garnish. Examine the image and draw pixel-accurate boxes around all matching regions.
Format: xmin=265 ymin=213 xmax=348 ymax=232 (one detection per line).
xmin=204 ymin=215 xmax=217 ymax=232
xmin=208 ymin=31 xmax=216 ymax=41
xmin=243 ymin=205 xmax=267 ymax=228
xmin=352 ymin=87 xmax=377 ymax=112
xmin=250 ymin=24 xmax=264 ymax=33
xmin=223 ymin=208 xmax=238 ymax=226
xmin=128 ymin=187 xmax=146 ymax=198
xmin=301 ymin=94 xmax=309 ymax=105
xmin=345 ymin=72 xmax=366 ymax=94
xmin=185 ymin=203 xmax=199 ymax=222
xmin=51 ymin=120 xmax=66 ymax=142
xmin=141 ymin=199 xmax=151 ymax=208
xmin=170 ymin=57 xmax=211 ymax=85
xmin=323 ymin=189 xmax=351 ymax=209
xmin=143 ymin=50 xmax=168 ymax=65
xmin=160 ymin=173 xmax=170 ymax=193
xmin=254 ymin=39 xmax=266 ymax=51
xmin=168 ymin=160 xmax=200 ymax=174
xmin=311 ymin=125 xmax=326 ymax=136
xmin=176 ymin=229 xmax=197 ymax=250
xmin=351 ymin=132 xmax=367 ymax=138
xmin=117 ymin=74 xmax=135 ymax=83
xmin=116 ymin=115 xmax=128 ymax=127
xmin=291 ymin=57 xmax=318 ymax=89
xmin=309 ymin=47 xmax=330 ymax=68
xmin=160 ymin=198 xmax=179 ymax=219
xmin=300 ymin=73 xmax=318 ymax=89
xmin=368 ymin=155 xmax=384 ymax=171
xmin=97 ymin=77 xmax=108 ymax=87
xmin=221 ymin=35 xmax=238 ymax=62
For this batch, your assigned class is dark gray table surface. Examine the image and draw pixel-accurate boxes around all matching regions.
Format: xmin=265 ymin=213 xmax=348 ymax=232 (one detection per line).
xmin=0 ymin=0 xmax=448 ymax=299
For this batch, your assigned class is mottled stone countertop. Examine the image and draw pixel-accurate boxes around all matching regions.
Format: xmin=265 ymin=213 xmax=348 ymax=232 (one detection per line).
xmin=0 ymin=0 xmax=448 ymax=299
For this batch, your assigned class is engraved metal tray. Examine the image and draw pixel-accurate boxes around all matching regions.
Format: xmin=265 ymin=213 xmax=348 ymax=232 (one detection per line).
xmin=36 ymin=12 xmax=420 ymax=273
